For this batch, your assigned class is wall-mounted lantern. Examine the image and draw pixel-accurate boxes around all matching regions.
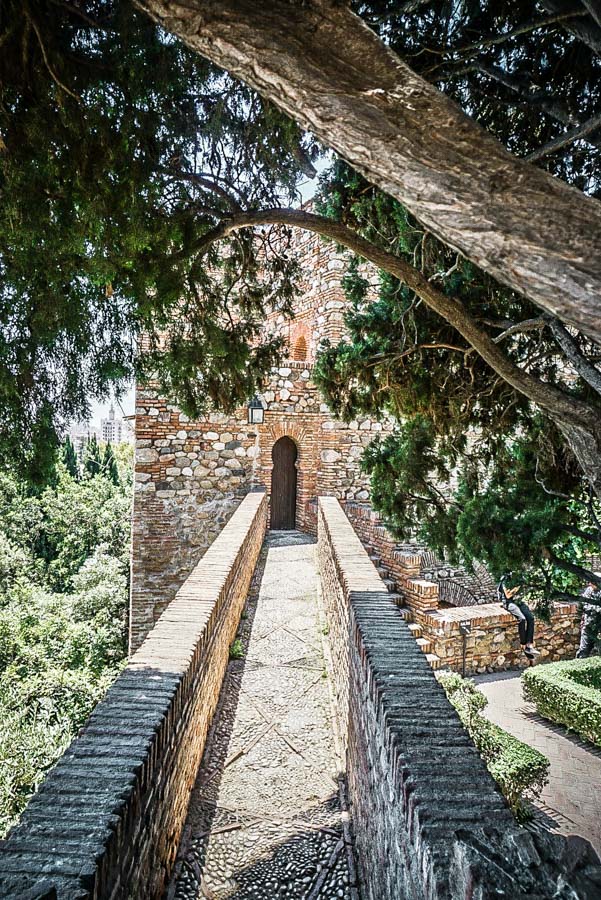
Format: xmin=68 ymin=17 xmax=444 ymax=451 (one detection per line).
xmin=247 ymin=395 xmax=265 ymax=425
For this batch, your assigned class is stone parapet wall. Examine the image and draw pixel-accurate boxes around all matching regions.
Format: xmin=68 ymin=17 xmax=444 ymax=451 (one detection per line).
xmin=0 ymin=492 xmax=267 ymax=900
xmin=317 ymin=497 xmax=600 ymax=900
xmin=421 ymin=602 xmax=580 ymax=674
xmin=344 ymin=501 xmax=581 ymax=673
xmin=344 ymin=502 xmax=498 ymax=608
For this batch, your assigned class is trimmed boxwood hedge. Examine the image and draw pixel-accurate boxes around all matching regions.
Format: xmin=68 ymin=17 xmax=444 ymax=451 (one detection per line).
xmin=522 ymin=657 xmax=601 ymax=747
xmin=438 ymin=671 xmax=549 ymax=820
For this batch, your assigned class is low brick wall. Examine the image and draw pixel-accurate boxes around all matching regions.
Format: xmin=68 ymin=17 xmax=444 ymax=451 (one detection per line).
xmin=422 ymin=602 xmax=580 ymax=674
xmin=0 ymin=491 xmax=267 ymax=900
xmin=318 ymin=497 xmax=600 ymax=900
xmin=344 ymin=501 xmax=497 ymax=609
xmin=344 ymin=501 xmax=580 ymax=673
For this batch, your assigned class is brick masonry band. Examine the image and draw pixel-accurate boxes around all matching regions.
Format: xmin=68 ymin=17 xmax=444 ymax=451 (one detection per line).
xmin=317 ymin=497 xmax=601 ymax=899
xmin=0 ymin=491 xmax=267 ymax=900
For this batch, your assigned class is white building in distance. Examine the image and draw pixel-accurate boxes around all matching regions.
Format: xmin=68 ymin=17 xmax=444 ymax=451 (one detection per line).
xmin=101 ymin=404 xmax=132 ymax=444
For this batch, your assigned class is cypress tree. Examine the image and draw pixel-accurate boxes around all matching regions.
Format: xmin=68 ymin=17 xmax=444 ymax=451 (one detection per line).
xmin=61 ymin=436 xmax=79 ymax=480
xmin=0 ymin=2 xmax=315 ymax=477
xmin=102 ymin=442 xmax=120 ymax=486
xmin=84 ymin=436 xmax=102 ymax=479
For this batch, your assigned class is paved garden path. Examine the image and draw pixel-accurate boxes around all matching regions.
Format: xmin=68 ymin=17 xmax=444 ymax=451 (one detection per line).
xmin=167 ymin=531 xmax=356 ymax=900
xmin=474 ymin=671 xmax=601 ymax=855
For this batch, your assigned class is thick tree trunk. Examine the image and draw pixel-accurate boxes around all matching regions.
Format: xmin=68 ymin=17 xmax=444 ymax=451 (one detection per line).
xmin=191 ymin=206 xmax=601 ymax=493
xmin=138 ymin=0 xmax=601 ymax=343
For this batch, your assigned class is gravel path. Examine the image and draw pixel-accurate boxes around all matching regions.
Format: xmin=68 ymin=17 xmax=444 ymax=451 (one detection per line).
xmin=166 ymin=531 xmax=356 ymax=900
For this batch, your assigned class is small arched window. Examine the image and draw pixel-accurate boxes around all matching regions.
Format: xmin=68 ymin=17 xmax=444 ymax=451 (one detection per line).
xmin=293 ymin=334 xmax=307 ymax=361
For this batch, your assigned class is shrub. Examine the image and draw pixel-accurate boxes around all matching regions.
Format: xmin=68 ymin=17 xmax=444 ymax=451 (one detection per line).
xmin=229 ymin=638 xmax=244 ymax=660
xmin=438 ymin=671 xmax=549 ymax=819
xmin=522 ymin=657 xmax=601 ymax=747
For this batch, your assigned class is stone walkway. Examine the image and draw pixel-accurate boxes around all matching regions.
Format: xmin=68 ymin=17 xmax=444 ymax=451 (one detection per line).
xmin=474 ymin=671 xmax=601 ymax=855
xmin=166 ymin=531 xmax=355 ymax=900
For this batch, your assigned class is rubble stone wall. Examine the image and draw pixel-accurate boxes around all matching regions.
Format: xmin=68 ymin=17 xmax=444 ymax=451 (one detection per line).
xmin=344 ymin=501 xmax=580 ymax=673
xmin=422 ymin=602 xmax=581 ymax=673
xmin=317 ymin=497 xmax=600 ymax=900
xmin=0 ymin=492 xmax=267 ymax=900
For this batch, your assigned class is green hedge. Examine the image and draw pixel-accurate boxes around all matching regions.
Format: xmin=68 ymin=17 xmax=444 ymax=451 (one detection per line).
xmin=522 ymin=657 xmax=601 ymax=747
xmin=438 ymin=671 xmax=549 ymax=819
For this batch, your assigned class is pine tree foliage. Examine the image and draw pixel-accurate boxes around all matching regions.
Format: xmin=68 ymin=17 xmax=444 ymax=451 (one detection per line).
xmin=83 ymin=434 xmax=102 ymax=479
xmin=0 ymin=1 xmax=317 ymax=479
xmin=313 ymin=161 xmax=601 ymax=602
xmin=102 ymin=442 xmax=119 ymax=486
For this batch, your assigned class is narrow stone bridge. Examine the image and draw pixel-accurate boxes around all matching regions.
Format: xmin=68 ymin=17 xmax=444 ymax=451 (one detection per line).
xmin=0 ymin=494 xmax=599 ymax=900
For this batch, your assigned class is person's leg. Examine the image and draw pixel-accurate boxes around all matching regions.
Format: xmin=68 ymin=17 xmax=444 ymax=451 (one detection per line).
xmin=577 ymin=615 xmax=595 ymax=658
xmin=506 ymin=601 xmax=527 ymax=644
xmin=519 ymin=602 xmax=535 ymax=645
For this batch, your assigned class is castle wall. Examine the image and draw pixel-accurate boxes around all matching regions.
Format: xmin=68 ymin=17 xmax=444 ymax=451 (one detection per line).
xmin=130 ymin=229 xmax=390 ymax=651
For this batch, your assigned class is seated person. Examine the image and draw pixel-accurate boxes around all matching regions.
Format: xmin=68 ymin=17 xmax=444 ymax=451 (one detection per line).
xmin=577 ymin=575 xmax=601 ymax=659
xmin=497 ymin=573 xmax=539 ymax=660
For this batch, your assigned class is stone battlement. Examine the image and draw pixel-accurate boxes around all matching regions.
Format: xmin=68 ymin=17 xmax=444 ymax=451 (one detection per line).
xmin=344 ymin=501 xmax=581 ymax=673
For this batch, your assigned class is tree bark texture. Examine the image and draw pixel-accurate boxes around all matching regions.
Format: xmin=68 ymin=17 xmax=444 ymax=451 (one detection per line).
xmin=193 ymin=206 xmax=601 ymax=494
xmin=138 ymin=0 xmax=601 ymax=342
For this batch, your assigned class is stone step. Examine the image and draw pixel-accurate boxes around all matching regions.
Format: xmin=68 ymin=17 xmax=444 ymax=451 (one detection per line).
xmin=388 ymin=592 xmax=405 ymax=606
xmin=425 ymin=652 xmax=442 ymax=670
xmin=408 ymin=622 xmax=423 ymax=638
xmin=383 ymin=578 xmax=397 ymax=592
xmin=416 ymin=636 xmax=433 ymax=654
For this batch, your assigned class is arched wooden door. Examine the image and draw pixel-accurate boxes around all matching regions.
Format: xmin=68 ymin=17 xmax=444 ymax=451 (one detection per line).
xmin=271 ymin=437 xmax=298 ymax=530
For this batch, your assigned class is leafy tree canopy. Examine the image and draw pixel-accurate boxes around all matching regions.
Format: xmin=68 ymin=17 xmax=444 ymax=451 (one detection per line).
xmin=0 ymin=1 xmax=317 ymax=479
xmin=313 ymin=160 xmax=601 ymax=600
xmin=0 ymin=452 xmax=132 ymax=834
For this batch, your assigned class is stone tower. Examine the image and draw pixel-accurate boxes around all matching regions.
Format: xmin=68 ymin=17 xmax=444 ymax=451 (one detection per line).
xmin=130 ymin=229 xmax=388 ymax=650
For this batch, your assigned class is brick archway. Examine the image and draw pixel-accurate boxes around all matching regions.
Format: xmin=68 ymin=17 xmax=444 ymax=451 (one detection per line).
xmin=271 ymin=436 xmax=298 ymax=529
xmin=259 ymin=418 xmax=318 ymax=531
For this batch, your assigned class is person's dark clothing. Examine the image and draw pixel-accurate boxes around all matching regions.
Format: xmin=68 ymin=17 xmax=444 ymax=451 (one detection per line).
xmin=577 ymin=585 xmax=601 ymax=658
xmin=498 ymin=576 xmax=535 ymax=647
xmin=506 ymin=599 xmax=535 ymax=646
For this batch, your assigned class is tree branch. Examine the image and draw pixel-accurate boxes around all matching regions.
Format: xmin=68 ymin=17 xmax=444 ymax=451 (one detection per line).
xmin=540 ymin=0 xmax=601 ymax=54
xmin=459 ymin=62 xmax=577 ymax=128
xmin=26 ymin=12 xmax=81 ymax=102
xmin=546 ymin=317 xmax=601 ymax=396
xmin=544 ymin=548 xmax=601 ymax=585
xmin=582 ymin=0 xmax=601 ymax=27
xmin=162 ymin=169 xmax=243 ymax=211
xmin=492 ymin=318 xmax=546 ymax=343
xmin=422 ymin=8 xmax=587 ymax=65
xmin=526 ymin=113 xmax=601 ymax=161
xmin=136 ymin=0 xmax=601 ymax=343
xmin=438 ymin=61 xmax=601 ymax=155
xmin=185 ymin=207 xmax=601 ymax=444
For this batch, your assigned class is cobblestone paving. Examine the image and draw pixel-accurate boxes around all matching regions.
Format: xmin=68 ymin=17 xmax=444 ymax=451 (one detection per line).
xmin=166 ymin=531 xmax=356 ymax=900
xmin=474 ymin=670 xmax=601 ymax=855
